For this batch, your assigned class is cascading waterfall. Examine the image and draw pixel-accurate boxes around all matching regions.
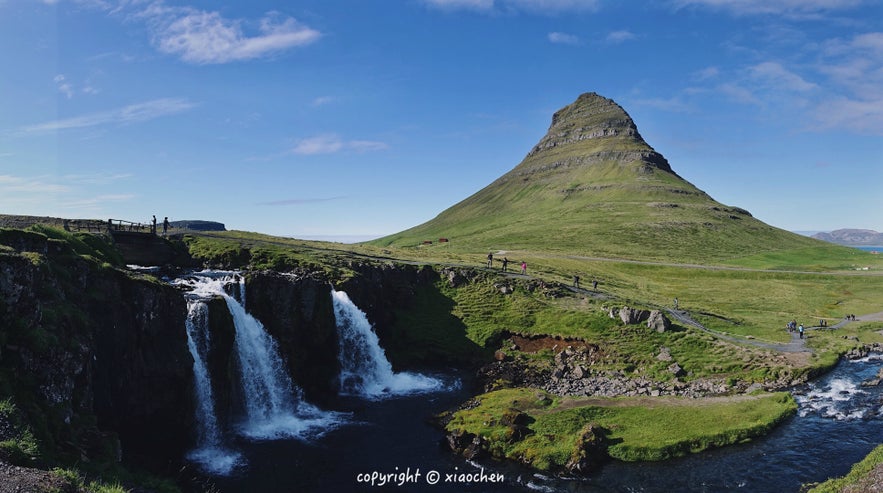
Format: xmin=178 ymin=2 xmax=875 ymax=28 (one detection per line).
xmin=184 ymin=301 xmax=241 ymax=475
xmin=224 ymin=277 xmax=343 ymax=440
xmin=332 ymin=289 xmax=444 ymax=399
xmin=176 ymin=271 xmax=345 ymax=473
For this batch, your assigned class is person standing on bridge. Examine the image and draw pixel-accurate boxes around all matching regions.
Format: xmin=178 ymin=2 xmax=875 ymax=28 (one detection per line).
xmin=162 ymin=217 xmax=170 ymax=236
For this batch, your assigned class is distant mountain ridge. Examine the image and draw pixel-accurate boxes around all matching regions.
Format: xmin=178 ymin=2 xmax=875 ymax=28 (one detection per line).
xmin=813 ymin=229 xmax=883 ymax=246
xmin=372 ymin=92 xmax=822 ymax=263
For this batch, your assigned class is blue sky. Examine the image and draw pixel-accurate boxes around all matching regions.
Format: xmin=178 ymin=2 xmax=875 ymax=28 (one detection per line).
xmin=1 ymin=0 xmax=881 ymax=240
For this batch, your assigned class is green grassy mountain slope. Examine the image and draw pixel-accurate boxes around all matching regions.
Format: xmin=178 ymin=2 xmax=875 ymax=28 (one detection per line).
xmin=372 ymin=93 xmax=823 ymax=263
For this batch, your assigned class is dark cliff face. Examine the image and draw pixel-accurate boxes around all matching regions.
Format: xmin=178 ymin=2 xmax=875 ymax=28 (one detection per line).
xmin=336 ymin=262 xmax=483 ymax=368
xmin=245 ymin=271 xmax=340 ymax=404
xmin=0 ymin=231 xmax=193 ymax=467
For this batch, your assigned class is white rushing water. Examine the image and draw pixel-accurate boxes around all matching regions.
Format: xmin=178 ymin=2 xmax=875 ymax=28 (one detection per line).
xmin=184 ymin=301 xmax=242 ymax=475
xmin=177 ymin=271 xmax=345 ymax=473
xmin=332 ymin=289 xmax=445 ymax=399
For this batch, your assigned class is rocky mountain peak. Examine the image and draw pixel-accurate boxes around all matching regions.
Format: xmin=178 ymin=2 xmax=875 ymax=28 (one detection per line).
xmin=527 ymin=92 xmax=645 ymax=157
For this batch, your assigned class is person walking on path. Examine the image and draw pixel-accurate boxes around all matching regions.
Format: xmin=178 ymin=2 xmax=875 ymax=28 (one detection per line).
xmin=592 ymin=279 xmax=598 ymax=291
xmin=673 ymin=297 xmax=679 ymax=310
xmin=501 ymin=257 xmax=509 ymax=272
xmin=573 ymin=275 xmax=580 ymax=289
xmin=162 ymin=217 xmax=170 ymax=236
xmin=151 ymin=215 xmax=157 ymax=235
xmin=798 ymin=324 xmax=805 ymax=339
xmin=520 ymin=261 xmax=527 ymax=275
xmin=487 ymin=252 xmax=493 ymax=268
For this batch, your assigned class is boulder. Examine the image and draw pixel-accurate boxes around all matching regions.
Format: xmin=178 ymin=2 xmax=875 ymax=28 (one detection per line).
xmin=619 ymin=306 xmax=651 ymax=325
xmin=646 ymin=310 xmax=671 ymax=332
xmin=668 ymin=363 xmax=685 ymax=377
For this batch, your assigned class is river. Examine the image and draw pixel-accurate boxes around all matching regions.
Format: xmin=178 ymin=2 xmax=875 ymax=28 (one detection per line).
xmin=192 ymin=355 xmax=883 ymax=493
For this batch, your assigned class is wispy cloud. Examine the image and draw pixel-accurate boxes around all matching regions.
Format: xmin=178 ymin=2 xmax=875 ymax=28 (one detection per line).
xmin=134 ymin=4 xmax=321 ymax=64
xmin=258 ymin=196 xmax=348 ymax=206
xmin=0 ymin=175 xmax=70 ymax=194
xmin=62 ymin=193 xmax=136 ymax=209
xmin=311 ymin=96 xmax=336 ymax=107
xmin=423 ymin=0 xmax=600 ymax=14
xmin=54 ymin=74 xmax=74 ymax=99
xmin=20 ymin=98 xmax=196 ymax=134
xmin=749 ymin=61 xmax=818 ymax=92
xmin=548 ymin=32 xmax=579 ymax=44
xmin=672 ymin=0 xmax=865 ymax=17
xmin=291 ymin=134 xmax=389 ymax=155
xmin=606 ymin=30 xmax=636 ymax=43
xmin=811 ymin=32 xmax=883 ymax=134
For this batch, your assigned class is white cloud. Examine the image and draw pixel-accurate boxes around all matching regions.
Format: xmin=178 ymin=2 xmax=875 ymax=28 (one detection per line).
xmin=291 ymin=134 xmax=389 ymax=155
xmin=292 ymin=134 xmax=344 ymax=155
xmin=424 ymin=0 xmax=494 ymax=10
xmin=21 ymin=98 xmax=196 ymax=133
xmin=54 ymin=74 xmax=74 ymax=99
xmin=423 ymin=0 xmax=600 ymax=14
xmin=140 ymin=6 xmax=321 ymax=64
xmin=717 ymin=83 xmax=762 ymax=105
xmin=0 ymin=175 xmax=70 ymax=194
xmin=348 ymin=140 xmax=390 ymax=153
xmin=548 ymin=32 xmax=579 ymax=44
xmin=312 ymin=96 xmax=336 ymax=107
xmin=749 ymin=61 xmax=818 ymax=92
xmin=672 ymin=0 xmax=865 ymax=16
xmin=606 ymin=30 xmax=636 ymax=43
xmin=812 ymin=32 xmax=883 ymax=134
xmin=693 ymin=66 xmax=720 ymax=81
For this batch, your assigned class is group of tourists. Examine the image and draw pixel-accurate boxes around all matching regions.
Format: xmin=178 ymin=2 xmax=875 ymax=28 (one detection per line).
xmin=786 ymin=320 xmax=806 ymax=339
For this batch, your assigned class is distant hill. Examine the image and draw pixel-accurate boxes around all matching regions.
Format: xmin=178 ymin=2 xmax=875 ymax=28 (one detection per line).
xmin=813 ymin=229 xmax=883 ymax=246
xmin=169 ymin=220 xmax=226 ymax=232
xmin=371 ymin=93 xmax=821 ymax=262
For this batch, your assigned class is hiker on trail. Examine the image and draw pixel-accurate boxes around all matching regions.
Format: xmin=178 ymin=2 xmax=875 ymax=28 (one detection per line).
xmin=151 ymin=215 xmax=157 ymax=234
xmin=673 ymin=298 xmax=679 ymax=310
xmin=487 ymin=253 xmax=493 ymax=268
xmin=501 ymin=257 xmax=509 ymax=272
xmin=573 ymin=275 xmax=580 ymax=288
xmin=798 ymin=324 xmax=805 ymax=339
xmin=162 ymin=217 xmax=170 ymax=236
xmin=592 ymin=279 xmax=598 ymax=291
xmin=520 ymin=261 xmax=527 ymax=275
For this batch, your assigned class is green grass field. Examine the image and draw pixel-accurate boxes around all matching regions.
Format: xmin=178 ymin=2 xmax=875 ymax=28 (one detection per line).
xmin=445 ymin=388 xmax=797 ymax=470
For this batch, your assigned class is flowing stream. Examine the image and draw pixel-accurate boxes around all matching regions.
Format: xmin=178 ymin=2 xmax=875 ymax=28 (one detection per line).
xmin=206 ymin=354 xmax=883 ymax=492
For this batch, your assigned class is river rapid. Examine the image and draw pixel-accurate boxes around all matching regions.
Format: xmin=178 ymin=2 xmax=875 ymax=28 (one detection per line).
xmin=191 ymin=354 xmax=883 ymax=493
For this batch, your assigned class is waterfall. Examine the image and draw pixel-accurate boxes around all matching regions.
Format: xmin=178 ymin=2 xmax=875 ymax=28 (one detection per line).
xmin=176 ymin=271 xmax=344 ymax=473
xmin=332 ymin=289 xmax=443 ymax=399
xmin=184 ymin=300 xmax=241 ymax=475
xmin=223 ymin=288 xmax=342 ymax=440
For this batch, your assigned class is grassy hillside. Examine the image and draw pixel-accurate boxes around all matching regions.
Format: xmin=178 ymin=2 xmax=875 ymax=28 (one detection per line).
xmin=370 ymin=93 xmax=827 ymax=263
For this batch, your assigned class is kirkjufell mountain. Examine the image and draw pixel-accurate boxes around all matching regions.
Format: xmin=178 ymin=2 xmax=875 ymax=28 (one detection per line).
xmin=373 ymin=93 xmax=820 ymax=262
